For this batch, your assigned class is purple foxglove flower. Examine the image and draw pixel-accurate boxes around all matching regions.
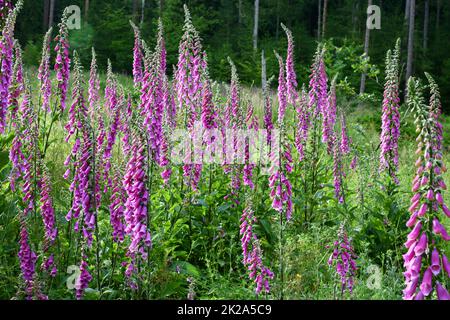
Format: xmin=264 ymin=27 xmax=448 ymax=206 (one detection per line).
xmin=442 ymin=254 xmax=450 ymax=277
xmin=432 ymin=218 xmax=450 ymax=240
xmin=426 ymin=189 xmax=434 ymax=201
xmin=407 ymin=221 xmax=422 ymax=241
xmin=403 ymin=277 xmax=419 ymax=300
xmin=414 ymin=233 xmax=427 ymax=256
xmin=406 ymin=211 xmax=418 ymax=228
xmin=418 ymin=203 xmax=428 ymax=217
xmin=436 ymin=282 xmax=450 ymax=300
xmin=442 ymin=204 xmax=450 ymax=218
xmin=430 ymin=248 xmax=441 ymax=276
xmin=419 ymin=267 xmax=433 ymax=297
xmin=436 ymin=193 xmax=443 ymax=205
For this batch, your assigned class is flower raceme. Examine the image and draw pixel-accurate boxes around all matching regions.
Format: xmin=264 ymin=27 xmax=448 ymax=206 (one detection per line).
xmin=54 ymin=8 xmax=71 ymax=112
xmin=0 ymin=1 xmax=22 ymax=133
xmin=379 ymin=39 xmax=401 ymax=184
xmin=403 ymin=75 xmax=449 ymax=300
xmin=328 ymin=224 xmax=358 ymax=296
xmin=240 ymin=201 xmax=274 ymax=295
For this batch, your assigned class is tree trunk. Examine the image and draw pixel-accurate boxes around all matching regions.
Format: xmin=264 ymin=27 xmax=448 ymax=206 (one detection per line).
xmin=317 ymin=0 xmax=322 ymax=40
xmin=360 ymin=0 xmax=372 ymax=95
xmin=141 ymin=0 xmax=145 ymax=24
xmin=406 ymin=0 xmax=415 ymax=83
xmin=43 ymin=0 xmax=50 ymax=31
xmin=261 ymin=50 xmax=267 ymax=90
xmin=85 ymin=0 xmax=90 ymax=23
xmin=49 ymin=0 xmax=55 ymax=27
xmin=423 ymin=0 xmax=429 ymax=51
xmin=322 ymin=0 xmax=328 ymax=39
xmin=253 ymin=0 xmax=259 ymax=51
xmin=405 ymin=0 xmax=410 ymax=21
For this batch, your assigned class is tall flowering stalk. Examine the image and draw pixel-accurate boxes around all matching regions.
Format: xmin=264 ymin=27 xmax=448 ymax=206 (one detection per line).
xmin=123 ymin=133 xmax=152 ymax=289
xmin=175 ymin=6 xmax=205 ymax=190
xmin=308 ymin=45 xmax=330 ymax=147
xmin=88 ymin=49 xmax=105 ymax=205
xmin=328 ymin=223 xmax=358 ymax=297
xmin=269 ymin=52 xmax=293 ymax=221
xmin=130 ymin=21 xmax=143 ymax=89
xmin=223 ymin=58 xmax=245 ymax=203
xmin=18 ymin=216 xmax=38 ymax=299
xmin=243 ymin=101 xmax=258 ymax=189
xmin=54 ymin=8 xmax=71 ymax=112
xmin=63 ymin=54 xmax=97 ymax=299
xmin=340 ymin=113 xmax=350 ymax=155
xmin=295 ymin=86 xmax=310 ymax=161
xmin=379 ymin=39 xmax=401 ymax=183
xmin=9 ymin=41 xmax=24 ymax=121
xmin=270 ymin=51 xmax=294 ymax=301
xmin=332 ymin=133 xmax=345 ymax=204
xmin=240 ymin=199 xmax=274 ymax=295
xmin=0 ymin=0 xmax=22 ymax=132
xmin=38 ymin=28 xmax=52 ymax=112
xmin=281 ymin=23 xmax=298 ymax=106
xmin=403 ymin=75 xmax=449 ymax=300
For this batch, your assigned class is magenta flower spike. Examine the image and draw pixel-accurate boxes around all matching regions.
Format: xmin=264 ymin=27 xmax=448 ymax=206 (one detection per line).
xmin=54 ymin=8 xmax=71 ymax=112
xmin=240 ymin=201 xmax=273 ymax=295
xmin=0 ymin=1 xmax=22 ymax=133
xmin=9 ymin=41 xmax=24 ymax=121
xmin=403 ymin=74 xmax=450 ymax=300
xmin=328 ymin=224 xmax=358 ymax=295
xmin=130 ymin=21 xmax=143 ymax=89
xmin=379 ymin=40 xmax=401 ymax=183
xmin=38 ymin=28 xmax=53 ymax=112
xmin=281 ymin=23 xmax=298 ymax=106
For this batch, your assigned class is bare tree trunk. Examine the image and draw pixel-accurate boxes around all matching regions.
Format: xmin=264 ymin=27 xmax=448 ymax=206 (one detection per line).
xmin=405 ymin=0 xmax=410 ymax=21
xmin=322 ymin=0 xmax=328 ymax=39
xmin=261 ymin=50 xmax=267 ymax=90
xmin=317 ymin=0 xmax=322 ymax=40
xmin=85 ymin=0 xmax=90 ymax=23
xmin=43 ymin=0 xmax=50 ymax=31
xmin=423 ymin=0 xmax=429 ymax=51
xmin=49 ymin=0 xmax=55 ymax=27
xmin=141 ymin=0 xmax=145 ymax=24
xmin=406 ymin=0 xmax=415 ymax=82
xmin=253 ymin=0 xmax=259 ymax=51
xmin=360 ymin=0 xmax=372 ymax=95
